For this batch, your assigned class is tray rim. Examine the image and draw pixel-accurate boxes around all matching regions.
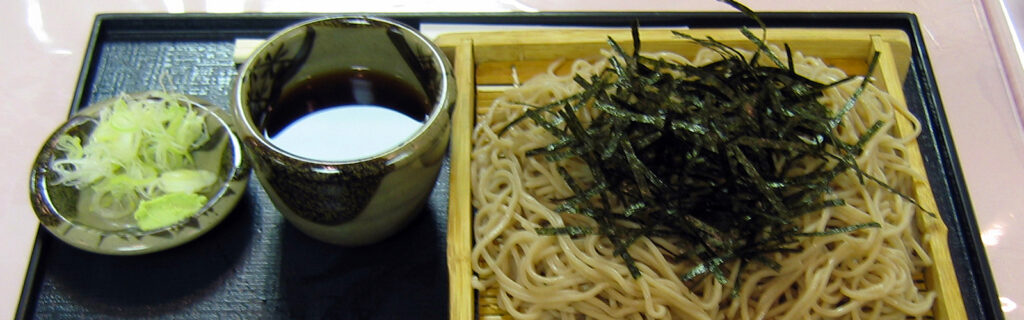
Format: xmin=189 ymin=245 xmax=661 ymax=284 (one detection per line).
xmin=15 ymin=11 xmax=1000 ymax=320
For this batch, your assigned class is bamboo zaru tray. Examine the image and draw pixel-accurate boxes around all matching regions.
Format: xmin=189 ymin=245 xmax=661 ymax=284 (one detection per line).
xmin=437 ymin=28 xmax=967 ymax=320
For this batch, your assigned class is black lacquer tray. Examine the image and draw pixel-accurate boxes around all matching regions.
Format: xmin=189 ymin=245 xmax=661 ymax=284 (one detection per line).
xmin=16 ymin=12 xmax=1002 ymax=319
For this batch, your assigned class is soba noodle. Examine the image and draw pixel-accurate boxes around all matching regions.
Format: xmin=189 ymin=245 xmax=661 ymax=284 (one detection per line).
xmin=470 ymin=45 xmax=935 ymax=319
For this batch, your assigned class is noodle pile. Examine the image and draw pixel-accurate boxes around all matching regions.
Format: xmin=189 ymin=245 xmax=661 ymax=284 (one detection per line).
xmin=470 ymin=44 xmax=937 ymax=319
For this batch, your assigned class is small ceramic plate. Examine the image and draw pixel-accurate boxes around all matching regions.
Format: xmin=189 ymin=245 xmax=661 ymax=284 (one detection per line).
xmin=29 ymin=91 xmax=250 ymax=255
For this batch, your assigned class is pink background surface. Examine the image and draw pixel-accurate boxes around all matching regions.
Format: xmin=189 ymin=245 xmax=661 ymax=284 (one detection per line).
xmin=2 ymin=0 xmax=1021 ymax=318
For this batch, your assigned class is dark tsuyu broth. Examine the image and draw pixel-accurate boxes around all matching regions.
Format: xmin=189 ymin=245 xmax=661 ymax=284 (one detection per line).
xmin=261 ymin=69 xmax=430 ymax=161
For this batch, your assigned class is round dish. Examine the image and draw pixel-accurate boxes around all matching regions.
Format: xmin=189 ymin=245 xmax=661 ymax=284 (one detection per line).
xmin=28 ymin=91 xmax=250 ymax=255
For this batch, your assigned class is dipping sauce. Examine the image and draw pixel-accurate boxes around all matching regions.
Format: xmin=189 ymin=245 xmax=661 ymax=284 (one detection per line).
xmin=261 ymin=69 xmax=430 ymax=161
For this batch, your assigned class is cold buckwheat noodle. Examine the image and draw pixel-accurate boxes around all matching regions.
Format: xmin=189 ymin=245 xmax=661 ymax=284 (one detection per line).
xmin=470 ymin=44 xmax=936 ymax=319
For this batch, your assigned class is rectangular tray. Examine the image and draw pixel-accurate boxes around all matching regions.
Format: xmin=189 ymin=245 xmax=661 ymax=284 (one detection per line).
xmin=16 ymin=12 xmax=1001 ymax=320
xmin=436 ymin=27 xmax=960 ymax=320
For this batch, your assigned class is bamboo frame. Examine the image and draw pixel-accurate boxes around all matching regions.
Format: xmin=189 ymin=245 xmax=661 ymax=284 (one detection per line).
xmin=439 ymin=28 xmax=965 ymax=320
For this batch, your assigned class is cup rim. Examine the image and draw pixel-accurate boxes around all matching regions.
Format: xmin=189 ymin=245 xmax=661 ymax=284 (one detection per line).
xmin=232 ymin=15 xmax=454 ymax=165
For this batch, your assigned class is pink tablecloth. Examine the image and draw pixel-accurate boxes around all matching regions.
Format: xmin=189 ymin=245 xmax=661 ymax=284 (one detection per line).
xmin=1 ymin=0 xmax=1020 ymax=317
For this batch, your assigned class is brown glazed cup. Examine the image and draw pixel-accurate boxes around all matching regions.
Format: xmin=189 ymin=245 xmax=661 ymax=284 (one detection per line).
xmin=232 ymin=16 xmax=454 ymax=246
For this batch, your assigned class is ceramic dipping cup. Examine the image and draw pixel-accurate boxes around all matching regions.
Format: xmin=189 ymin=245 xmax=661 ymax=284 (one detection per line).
xmin=232 ymin=16 xmax=455 ymax=246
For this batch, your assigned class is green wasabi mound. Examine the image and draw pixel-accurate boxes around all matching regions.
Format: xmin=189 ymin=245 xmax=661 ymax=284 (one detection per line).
xmin=134 ymin=193 xmax=209 ymax=231
xmin=50 ymin=92 xmax=218 ymax=231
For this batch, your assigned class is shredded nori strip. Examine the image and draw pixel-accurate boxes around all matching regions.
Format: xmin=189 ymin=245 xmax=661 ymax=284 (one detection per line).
xmin=500 ymin=13 xmax=926 ymax=298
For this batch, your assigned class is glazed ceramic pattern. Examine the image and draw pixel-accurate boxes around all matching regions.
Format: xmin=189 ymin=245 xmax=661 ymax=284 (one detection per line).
xmin=233 ymin=17 xmax=455 ymax=245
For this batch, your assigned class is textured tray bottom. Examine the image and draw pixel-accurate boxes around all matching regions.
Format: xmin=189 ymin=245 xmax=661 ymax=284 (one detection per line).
xmin=20 ymin=37 xmax=448 ymax=319
xmin=30 ymin=168 xmax=451 ymax=319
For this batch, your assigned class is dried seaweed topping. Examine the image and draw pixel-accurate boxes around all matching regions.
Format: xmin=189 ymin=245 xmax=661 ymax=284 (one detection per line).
xmin=513 ymin=22 xmax=904 ymax=295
